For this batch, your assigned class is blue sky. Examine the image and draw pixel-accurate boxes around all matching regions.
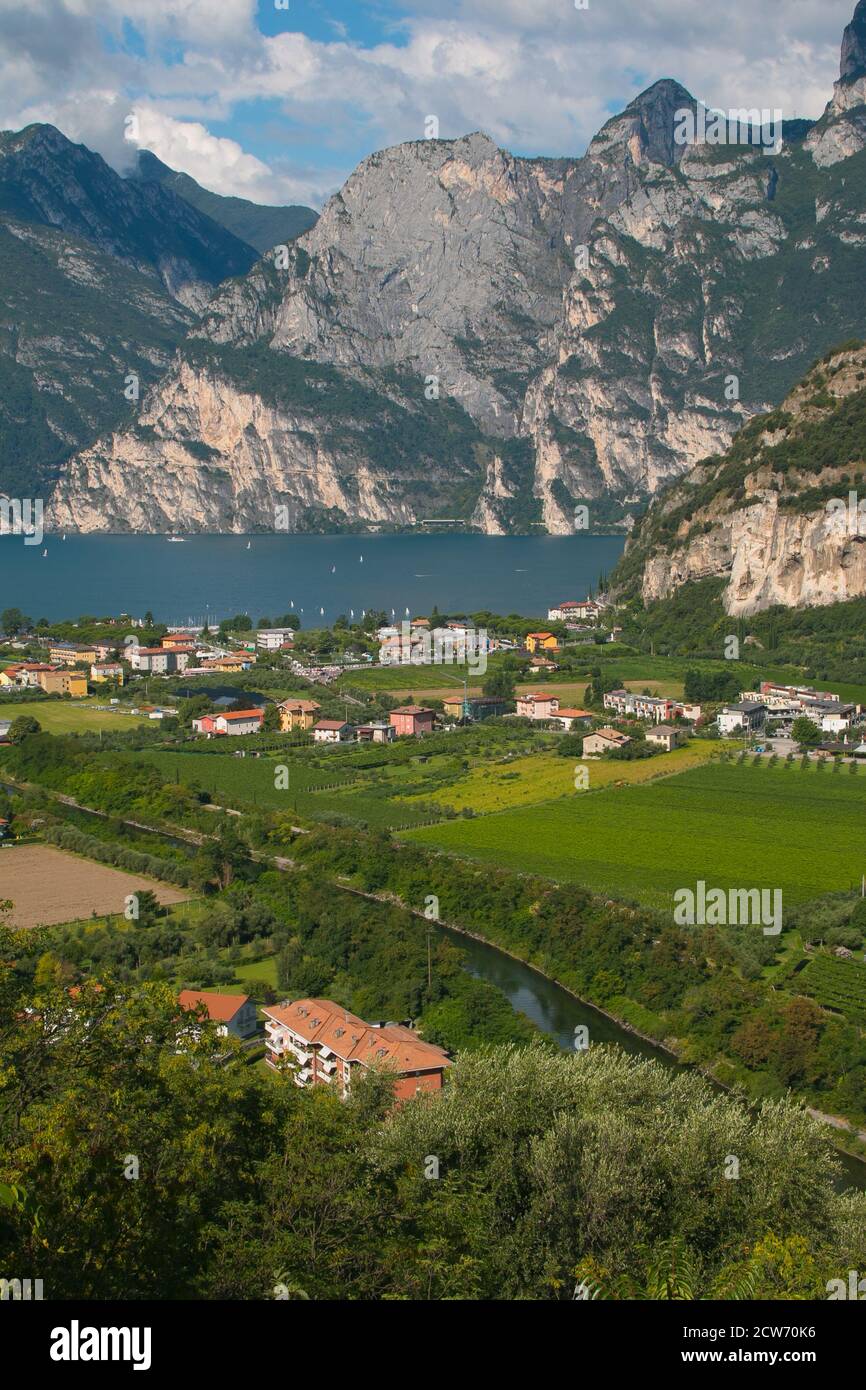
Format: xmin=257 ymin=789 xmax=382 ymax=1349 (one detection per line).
xmin=0 ymin=1 xmax=858 ymax=207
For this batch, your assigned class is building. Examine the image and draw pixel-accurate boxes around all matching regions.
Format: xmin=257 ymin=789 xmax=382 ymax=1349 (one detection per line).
xmin=390 ymin=706 xmax=436 ymax=737
xmin=13 ymin=662 xmax=56 ymax=688
xmin=90 ymin=662 xmax=125 ymax=685
xmin=356 ymin=723 xmax=396 ymax=743
xmin=278 ymin=698 xmax=321 ymax=732
xmin=200 ymin=654 xmax=254 ymax=673
xmin=583 ymin=727 xmax=632 ymax=756
xmin=552 ymin=708 xmax=594 ymax=731
xmin=0 ymin=666 xmax=22 ymax=687
xmin=441 ymin=695 xmax=509 ymax=721
xmin=527 ymin=656 xmax=559 ymax=675
xmin=178 ymin=990 xmax=258 ymax=1040
xmin=515 ymin=692 xmax=559 ymax=720
xmin=524 ymin=632 xmax=559 ymax=654
xmin=645 ymin=724 xmax=686 ymax=752
xmin=821 ymin=705 xmax=858 ymax=735
xmin=193 ymin=709 xmax=265 ymax=737
xmin=161 ymin=632 xmax=199 ymax=650
xmin=37 ymin=669 xmax=88 ymax=698
xmin=718 ymin=701 xmax=767 ymax=735
xmin=129 ymin=647 xmax=191 ymax=675
xmin=548 ymin=600 xmax=602 ymax=623
xmin=312 ymin=719 xmax=354 ymax=743
xmin=256 ymin=628 xmax=296 ymax=651
xmin=47 ymin=642 xmax=99 ymax=667
xmin=262 ymin=998 xmax=450 ymax=1101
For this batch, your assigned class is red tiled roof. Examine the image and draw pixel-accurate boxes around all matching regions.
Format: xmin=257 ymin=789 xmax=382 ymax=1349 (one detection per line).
xmin=391 ymin=706 xmax=435 ymax=716
xmin=218 ymin=709 xmax=264 ymax=722
xmin=178 ymin=990 xmax=250 ymax=1023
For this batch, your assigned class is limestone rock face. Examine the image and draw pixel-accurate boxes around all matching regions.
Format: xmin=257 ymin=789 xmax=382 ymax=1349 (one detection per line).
xmin=619 ymin=346 xmax=866 ymax=616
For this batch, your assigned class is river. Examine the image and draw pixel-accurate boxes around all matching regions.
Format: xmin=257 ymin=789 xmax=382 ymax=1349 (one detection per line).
xmin=435 ymin=921 xmax=866 ymax=1193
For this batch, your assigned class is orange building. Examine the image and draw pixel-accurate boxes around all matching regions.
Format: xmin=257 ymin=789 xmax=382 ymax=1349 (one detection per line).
xmin=278 ymin=698 xmax=321 ymax=732
xmin=389 ymin=705 xmax=436 ymax=737
xmin=524 ymin=631 xmax=560 ymax=654
xmin=262 ymin=998 xmax=450 ymax=1101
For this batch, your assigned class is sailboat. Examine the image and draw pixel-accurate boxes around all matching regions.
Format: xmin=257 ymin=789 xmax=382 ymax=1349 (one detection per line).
xmin=246 ymin=541 xmax=251 ymax=551
xmin=331 ymin=564 xmax=336 ymax=573
xmin=290 ymin=600 xmax=294 ymax=609
xmin=359 ymin=554 xmax=363 ymax=563
xmin=42 ymin=548 xmax=47 ymax=558
xmin=319 ymin=607 xmax=325 ymax=617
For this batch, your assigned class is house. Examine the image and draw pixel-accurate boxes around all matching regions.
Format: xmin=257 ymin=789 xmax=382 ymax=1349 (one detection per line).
xmin=93 ymin=641 xmax=118 ymax=661
xmin=527 ymin=656 xmax=559 ymax=675
xmin=0 ymin=666 xmax=22 ymax=687
xmin=178 ymin=990 xmax=258 ymax=1040
xmin=441 ymin=695 xmax=509 ymax=721
xmin=390 ymin=706 xmax=436 ymax=737
xmin=524 ymin=632 xmax=559 ymax=654
xmin=161 ymin=632 xmax=198 ymax=650
xmin=37 ymin=669 xmax=88 ymax=698
xmin=90 ymin=662 xmax=125 ymax=685
xmin=193 ymin=709 xmax=264 ymax=737
xmin=262 ymin=997 xmax=450 ymax=1101
xmin=718 ymin=701 xmax=767 ymax=735
xmin=515 ymin=692 xmax=559 ymax=720
xmin=583 ymin=727 xmax=632 ymax=756
xmin=278 ymin=698 xmax=320 ymax=732
xmin=356 ymin=723 xmax=396 ymax=743
xmin=820 ymin=705 xmax=857 ymax=735
xmin=256 ymin=628 xmax=296 ymax=651
xmin=313 ymin=719 xmax=354 ymax=743
xmin=552 ymin=708 xmax=594 ymax=731
xmin=645 ymin=724 xmax=686 ymax=752
xmin=200 ymin=654 xmax=254 ymax=673
xmin=13 ymin=662 xmax=56 ymax=688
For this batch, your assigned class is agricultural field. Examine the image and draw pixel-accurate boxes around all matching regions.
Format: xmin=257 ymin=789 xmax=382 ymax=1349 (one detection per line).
xmin=0 ymin=700 xmax=151 ymax=734
xmin=403 ymin=760 xmax=866 ymax=910
xmin=0 ymin=843 xmax=188 ymax=928
xmin=406 ymin=740 xmax=728 ymax=815
xmin=797 ymin=954 xmax=866 ymax=1025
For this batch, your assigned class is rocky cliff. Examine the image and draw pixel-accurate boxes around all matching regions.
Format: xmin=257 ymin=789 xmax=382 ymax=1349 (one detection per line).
xmin=613 ymin=343 xmax=866 ymax=615
xmin=39 ymin=4 xmax=866 ymax=533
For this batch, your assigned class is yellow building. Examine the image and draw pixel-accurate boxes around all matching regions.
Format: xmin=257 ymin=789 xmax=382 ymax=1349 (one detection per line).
xmin=278 ymin=698 xmax=321 ymax=732
xmin=38 ymin=670 xmax=88 ymax=698
xmin=524 ymin=632 xmax=560 ymax=654
xmin=90 ymin=663 xmax=125 ymax=685
xmin=48 ymin=643 xmax=99 ymax=666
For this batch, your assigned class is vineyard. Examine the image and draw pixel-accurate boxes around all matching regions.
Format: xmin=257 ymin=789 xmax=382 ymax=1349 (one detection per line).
xmin=797 ymin=954 xmax=866 ymax=1025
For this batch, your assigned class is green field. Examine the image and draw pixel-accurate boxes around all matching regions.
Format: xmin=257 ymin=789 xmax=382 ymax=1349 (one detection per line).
xmin=125 ymin=748 xmax=442 ymax=829
xmin=403 ymin=761 xmax=866 ymax=910
xmin=797 ymin=954 xmax=866 ymax=1025
xmin=0 ymin=700 xmax=150 ymax=734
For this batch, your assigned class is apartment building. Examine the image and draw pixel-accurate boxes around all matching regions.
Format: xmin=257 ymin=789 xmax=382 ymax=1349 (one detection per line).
xmin=262 ymin=998 xmax=450 ymax=1101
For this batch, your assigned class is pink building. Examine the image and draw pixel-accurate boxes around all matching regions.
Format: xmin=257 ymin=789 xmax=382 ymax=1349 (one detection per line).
xmin=389 ymin=706 xmax=436 ymax=737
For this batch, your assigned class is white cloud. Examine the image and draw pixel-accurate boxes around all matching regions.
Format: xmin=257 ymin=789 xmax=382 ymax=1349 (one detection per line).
xmin=0 ymin=0 xmax=860 ymax=210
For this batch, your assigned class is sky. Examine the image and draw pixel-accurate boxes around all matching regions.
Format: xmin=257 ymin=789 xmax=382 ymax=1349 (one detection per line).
xmin=0 ymin=0 xmax=859 ymax=210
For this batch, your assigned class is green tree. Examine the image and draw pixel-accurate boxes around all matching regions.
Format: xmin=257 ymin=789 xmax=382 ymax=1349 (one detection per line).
xmin=1 ymin=607 xmax=29 ymax=635
xmin=8 ymin=716 xmax=41 ymax=743
xmin=792 ymin=716 xmax=822 ymax=749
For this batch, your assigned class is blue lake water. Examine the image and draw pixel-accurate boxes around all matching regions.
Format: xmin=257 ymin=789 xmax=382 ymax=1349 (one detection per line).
xmin=0 ymin=533 xmax=625 ymax=624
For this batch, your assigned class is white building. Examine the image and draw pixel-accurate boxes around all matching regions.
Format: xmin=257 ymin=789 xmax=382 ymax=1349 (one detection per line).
xmin=718 ymin=701 xmax=767 ymax=734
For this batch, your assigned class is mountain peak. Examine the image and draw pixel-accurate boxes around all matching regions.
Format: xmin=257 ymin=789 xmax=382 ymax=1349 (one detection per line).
xmin=591 ymin=78 xmax=696 ymax=167
xmin=841 ymin=0 xmax=866 ymax=82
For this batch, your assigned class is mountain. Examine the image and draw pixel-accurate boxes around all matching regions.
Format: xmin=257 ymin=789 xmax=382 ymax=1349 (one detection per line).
xmin=134 ymin=150 xmax=318 ymax=255
xmin=0 ymin=125 xmax=258 ymax=309
xmin=0 ymin=217 xmax=193 ymax=497
xmin=0 ymin=124 xmax=269 ymax=498
xmin=37 ymin=4 xmax=866 ymax=533
xmin=611 ymin=340 xmax=866 ymax=615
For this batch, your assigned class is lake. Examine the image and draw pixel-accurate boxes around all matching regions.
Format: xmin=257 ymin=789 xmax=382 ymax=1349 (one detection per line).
xmin=0 ymin=533 xmax=625 ymax=624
